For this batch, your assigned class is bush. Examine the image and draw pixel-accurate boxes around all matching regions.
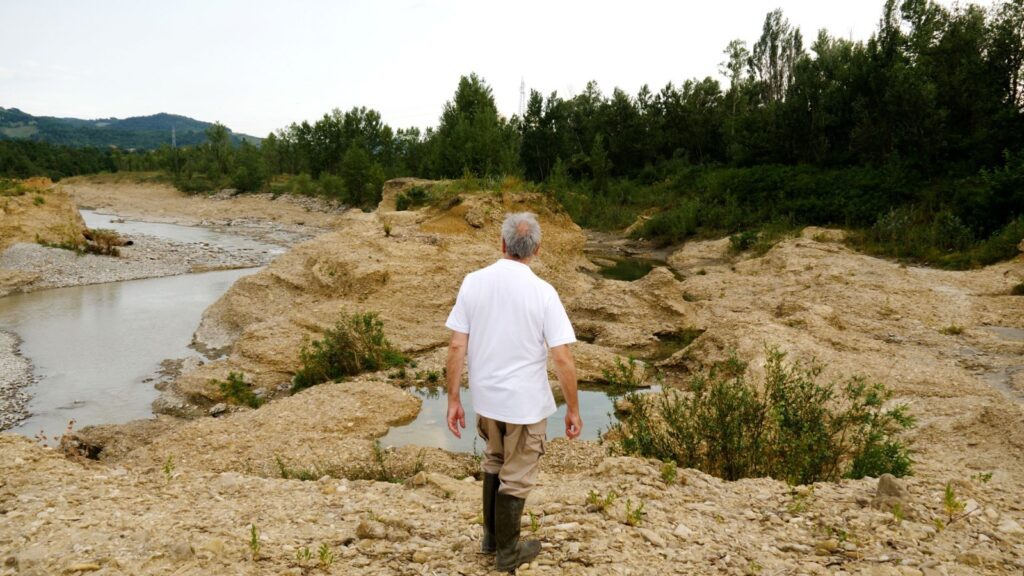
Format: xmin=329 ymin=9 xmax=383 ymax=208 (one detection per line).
xmin=395 ymin=185 xmax=428 ymax=211
xmin=292 ymin=312 xmax=409 ymax=392
xmin=611 ymin=347 xmax=914 ymax=484
xmin=213 ymin=371 xmax=263 ymax=408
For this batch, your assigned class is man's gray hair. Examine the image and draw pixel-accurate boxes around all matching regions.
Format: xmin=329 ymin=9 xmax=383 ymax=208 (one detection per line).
xmin=502 ymin=212 xmax=542 ymax=259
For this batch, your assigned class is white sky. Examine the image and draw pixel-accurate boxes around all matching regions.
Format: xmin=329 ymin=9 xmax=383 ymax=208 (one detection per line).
xmin=0 ymin=0 xmax=996 ymax=137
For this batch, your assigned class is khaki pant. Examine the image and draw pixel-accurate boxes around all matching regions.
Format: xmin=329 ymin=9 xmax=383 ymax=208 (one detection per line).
xmin=476 ymin=416 xmax=546 ymax=499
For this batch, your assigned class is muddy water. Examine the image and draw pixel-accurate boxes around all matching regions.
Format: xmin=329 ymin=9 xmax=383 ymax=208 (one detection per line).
xmin=1 ymin=211 xmax=281 ymax=439
xmin=381 ymin=386 xmax=644 ymax=453
xmin=1 ymin=268 xmax=259 ymax=439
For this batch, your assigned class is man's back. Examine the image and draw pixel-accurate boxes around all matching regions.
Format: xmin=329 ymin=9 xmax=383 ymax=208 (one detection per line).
xmin=445 ymin=259 xmax=575 ymax=424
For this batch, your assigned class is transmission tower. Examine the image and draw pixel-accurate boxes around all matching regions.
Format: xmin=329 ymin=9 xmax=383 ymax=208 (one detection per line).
xmin=518 ymin=77 xmax=526 ymax=117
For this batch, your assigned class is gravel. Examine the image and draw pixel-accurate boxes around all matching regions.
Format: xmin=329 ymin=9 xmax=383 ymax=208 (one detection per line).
xmin=0 ymin=330 xmax=31 ymax=431
xmin=0 ymin=233 xmax=276 ymax=292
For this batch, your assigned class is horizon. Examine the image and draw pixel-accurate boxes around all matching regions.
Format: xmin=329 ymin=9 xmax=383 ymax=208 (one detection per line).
xmin=0 ymin=0 xmax=998 ymax=138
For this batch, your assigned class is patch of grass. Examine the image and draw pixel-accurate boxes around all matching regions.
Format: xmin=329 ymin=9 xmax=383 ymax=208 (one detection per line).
xmin=212 ymin=371 xmax=263 ymax=408
xmin=163 ymin=455 xmax=175 ymax=483
xmin=275 ymin=455 xmax=340 ymax=481
xmin=345 ymin=440 xmax=425 ymax=483
xmin=291 ymin=312 xmax=408 ymax=392
xmin=0 ymin=178 xmax=27 ymax=197
xmin=939 ymin=325 xmax=964 ymax=336
xmin=32 ymin=195 xmax=45 ymax=206
xmin=249 ymin=524 xmax=260 ymax=561
xmin=317 ymin=543 xmax=334 ymax=568
xmin=611 ymin=346 xmax=915 ymax=484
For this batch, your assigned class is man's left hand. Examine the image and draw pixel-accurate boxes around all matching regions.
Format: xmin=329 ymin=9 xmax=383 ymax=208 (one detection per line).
xmin=447 ymin=401 xmax=466 ymax=438
xmin=565 ymin=410 xmax=582 ymax=439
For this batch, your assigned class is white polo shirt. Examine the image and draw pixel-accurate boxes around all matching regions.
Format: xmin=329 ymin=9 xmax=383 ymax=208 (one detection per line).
xmin=445 ymin=258 xmax=576 ymax=424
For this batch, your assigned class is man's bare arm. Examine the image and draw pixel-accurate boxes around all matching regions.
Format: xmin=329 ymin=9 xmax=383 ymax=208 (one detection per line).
xmin=446 ymin=331 xmax=469 ymax=438
xmin=551 ymin=344 xmax=581 ymax=439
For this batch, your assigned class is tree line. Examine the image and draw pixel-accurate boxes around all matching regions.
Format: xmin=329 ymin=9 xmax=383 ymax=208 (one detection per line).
xmin=2 ymin=0 xmax=1022 ymax=267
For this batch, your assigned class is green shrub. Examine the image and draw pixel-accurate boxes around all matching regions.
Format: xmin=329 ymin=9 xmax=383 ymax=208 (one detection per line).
xmin=395 ymin=185 xmax=429 ymax=211
xmin=611 ymin=347 xmax=914 ymax=484
xmin=0 ymin=179 xmax=27 ymax=197
xmin=291 ymin=312 xmax=408 ymax=392
xmin=32 ymin=195 xmax=45 ymax=206
xmin=213 ymin=371 xmax=263 ymax=408
xmin=729 ymin=230 xmax=758 ymax=252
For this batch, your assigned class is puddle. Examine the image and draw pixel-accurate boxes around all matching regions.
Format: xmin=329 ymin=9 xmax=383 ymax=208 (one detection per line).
xmin=647 ymin=329 xmax=705 ymax=361
xmin=594 ymin=256 xmax=658 ymax=281
xmin=381 ymin=385 xmax=651 ymax=453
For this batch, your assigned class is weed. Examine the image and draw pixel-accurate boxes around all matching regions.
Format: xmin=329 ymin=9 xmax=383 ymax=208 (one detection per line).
xmin=933 ymin=517 xmax=946 ymax=532
xmin=624 ymin=498 xmax=646 ymax=526
xmin=601 ymin=356 xmax=649 ymax=395
xmin=787 ymin=487 xmax=814 ymax=514
xmin=0 ymin=179 xmax=27 ymax=197
xmin=275 ymin=455 xmax=338 ymax=481
xmin=729 ymin=230 xmax=759 ymax=253
xmin=213 ymin=371 xmax=263 ymax=408
xmin=660 ymin=461 xmax=677 ymax=485
xmin=291 ymin=312 xmax=408 ymax=392
xmin=528 ymin=510 xmax=540 ymax=533
xmin=940 ymin=325 xmax=964 ymax=336
xmin=32 ymin=195 xmax=45 ymax=206
xmin=317 ymin=543 xmax=334 ymax=568
xmin=611 ymin=346 xmax=914 ymax=483
xmin=382 ymin=218 xmax=393 ymax=237
xmin=943 ymin=482 xmax=965 ymax=523
xmin=249 ymin=524 xmax=260 ymax=560
xmin=972 ymin=471 xmax=993 ymax=484
xmin=295 ymin=546 xmax=312 ymax=564
xmin=586 ymin=489 xmax=618 ymax=512
xmin=163 ymin=455 xmax=175 ymax=482
xmin=892 ymin=502 xmax=904 ymax=525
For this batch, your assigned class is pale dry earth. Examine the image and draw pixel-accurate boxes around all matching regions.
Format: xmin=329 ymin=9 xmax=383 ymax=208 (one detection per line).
xmin=1 ymin=178 xmax=1023 ymax=574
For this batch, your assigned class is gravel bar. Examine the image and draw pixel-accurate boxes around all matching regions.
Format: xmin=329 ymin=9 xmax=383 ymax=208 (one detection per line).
xmin=0 ymin=330 xmax=32 ymax=431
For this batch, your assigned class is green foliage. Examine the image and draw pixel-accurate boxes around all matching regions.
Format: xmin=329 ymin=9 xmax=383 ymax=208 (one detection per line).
xmin=0 ymin=178 xmax=28 ymax=196
xmin=939 ymin=325 xmax=964 ymax=336
xmin=248 ymin=524 xmax=260 ymax=561
xmin=624 ymin=498 xmax=646 ymax=526
xmin=275 ymin=455 xmax=339 ymax=481
xmin=317 ymin=543 xmax=334 ymax=568
xmin=585 ymin=489 xmax=618 ymax=512
xmin=660 ymin=461 xmax=678 ymax=484
xmin=943 ymin=482 xmax=966 ymax=522
xmin=295 ymin=546 xmax=312 ymax=565
xmin=612 ymin=347 xmax=914 ymax=483
xmin=291 ymin=312 xmax=408 ymax=392
xmin=395 ymin=185 xmax=429 ymax=211
xmin=212 ymin=371 xmax=263 ymax=408
xmin=32 ymin=194 xmax=45 ymax=206
xmin=162 ymin=455 xmax=175 ymax=483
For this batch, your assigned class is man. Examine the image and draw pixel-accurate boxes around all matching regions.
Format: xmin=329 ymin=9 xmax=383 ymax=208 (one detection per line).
xmin=445 ymin=212 xmax=581 ymax=573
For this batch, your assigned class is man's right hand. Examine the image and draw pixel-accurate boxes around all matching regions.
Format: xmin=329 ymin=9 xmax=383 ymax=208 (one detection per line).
xmin=447 ymin=400 xmax=466 ymax=438
xmin=565 ymin=410 xmax=582 ymax=439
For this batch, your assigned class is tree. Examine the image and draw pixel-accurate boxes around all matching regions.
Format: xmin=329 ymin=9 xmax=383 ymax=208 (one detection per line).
xmin=433 ymin=73 xmax=519 ymax=177
xmin=749 ymin=9 xmax=805 ymax=104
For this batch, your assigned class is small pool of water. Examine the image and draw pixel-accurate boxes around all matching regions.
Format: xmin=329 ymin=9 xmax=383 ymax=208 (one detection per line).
xmin=81 ymin=209 xmax=286 ymax=255
xmin=381 ymin=385 xmax=648 ymax=453
xmin=594 ymin=256 xmax=658 ymax=281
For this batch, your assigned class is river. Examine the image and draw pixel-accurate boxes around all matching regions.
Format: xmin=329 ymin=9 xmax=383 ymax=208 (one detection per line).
xmin=1 ymin=211 xmax=273 ymax=439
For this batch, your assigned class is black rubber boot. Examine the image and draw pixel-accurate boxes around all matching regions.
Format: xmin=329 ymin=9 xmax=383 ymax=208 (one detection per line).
xmin=495 ymin=492 xmax=541 ymax=573
xmin=481 ymin=473 xmax=499 ymax=553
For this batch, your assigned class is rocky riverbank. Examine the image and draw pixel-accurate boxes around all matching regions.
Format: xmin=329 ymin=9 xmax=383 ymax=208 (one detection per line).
xmin=1 ymin=177 xmax=1023 ymax=574
xmin=0 ymin=331 xmax=31 ymax=432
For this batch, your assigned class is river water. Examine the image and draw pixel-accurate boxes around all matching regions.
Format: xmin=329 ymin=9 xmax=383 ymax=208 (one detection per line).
xmin=1 ymin=211 xmax=270 ymax=439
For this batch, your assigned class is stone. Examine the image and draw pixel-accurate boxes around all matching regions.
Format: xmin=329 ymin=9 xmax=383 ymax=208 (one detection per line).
xmin=872 ymin=474 xmax=914 ymax=518
xmin=411 ymin=550 xmax=429 ymax=563
xmin=166 ymin=541 xmax=194 ymax=561
xmin=997 ymin=518 xmax=1024 ymax=535
xmin=639 ymin=529 xmax=666 ymax=547
xmin=200 ymin=538 xmax=225 ymax=556
xmin=209 ymin=403 xmax=228 ymax=416
xmin=356 ymin=520 xmax=387 ymax=540
xmin=63 ymin=563 xmax=101 ymax=573
xmin=672 ymin=523 xmax=694 ymax=539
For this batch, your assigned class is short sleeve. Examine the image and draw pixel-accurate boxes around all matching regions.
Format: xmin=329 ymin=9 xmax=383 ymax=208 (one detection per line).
xmin=445 ymin=277 xmax=470 ymax=334
xmin=543 ymin=290 xmax=576 ymax=347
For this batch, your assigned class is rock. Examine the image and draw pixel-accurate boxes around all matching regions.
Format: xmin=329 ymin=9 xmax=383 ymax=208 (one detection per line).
xmin=872 ymin=474 xmax=914 ymax=518
xmin=956 ymin=552 xmax=984 ymax=567
xmin=997 ymin=518 xmax=1024 ymax=535
xmin=411 ymin=550 xmax=429 ymax=563
xmin=208 ymin=403 xmax=228 ymax=416
xmin=356 ymin=520 xmax=387 ymax=540
xmin=200 ymin=538 xmax=225 ymax=556
xmin=595 ymin=457 xmax=657 ymax=478
xmin=778 ymin=543 xmax=812 ymax=554
xmin=672 ymin=523 xmax=693 ymax=539
xmin=63 ymin=563 xmax=101 ymax=573
xmin=639 ymin=529 xmax=666 ymax=547
xmin=166 ymin=541 xmax=194 ymax=561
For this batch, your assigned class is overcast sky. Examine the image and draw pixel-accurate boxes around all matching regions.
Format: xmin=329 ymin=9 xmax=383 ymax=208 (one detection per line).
xmin=0 ymin=0 xmax=996 ymax=136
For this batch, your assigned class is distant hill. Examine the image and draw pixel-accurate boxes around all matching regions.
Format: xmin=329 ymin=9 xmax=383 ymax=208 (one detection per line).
xmin=0 ymin=107 xmax=261 ymax=150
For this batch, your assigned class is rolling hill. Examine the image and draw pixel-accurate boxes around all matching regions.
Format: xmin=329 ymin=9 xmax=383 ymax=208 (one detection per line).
xmin=0 ymin=107 xmax=260 ymax=150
